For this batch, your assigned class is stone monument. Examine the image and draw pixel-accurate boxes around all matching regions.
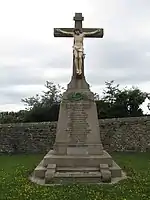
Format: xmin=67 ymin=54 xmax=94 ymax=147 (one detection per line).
xmin=31 ymin=13 xmax=124 ymax=184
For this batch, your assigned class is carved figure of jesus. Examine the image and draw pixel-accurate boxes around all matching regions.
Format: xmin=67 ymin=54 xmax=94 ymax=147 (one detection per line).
xmin=56 ymin=28 xmax=101 ymax=75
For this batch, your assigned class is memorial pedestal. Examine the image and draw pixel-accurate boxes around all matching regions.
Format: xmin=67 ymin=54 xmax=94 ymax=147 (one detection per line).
xmin=30 ymin=78 xmax=124 ymax=184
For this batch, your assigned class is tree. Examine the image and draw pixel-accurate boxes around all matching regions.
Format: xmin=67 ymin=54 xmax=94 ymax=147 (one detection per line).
xmin=40 ymin=81 xmax=64 ymax=108
xmin=0 ymin=110 xmax=26 ymax=124
xmin=1 ymin=80 xmax=149 ymax=124
xmin=21 ymin=80 xmax=149 ymax=121
xmin=21 ymin=81 xmax=65 ymax=122
xmin=21 ymin=81 xmax=64 ymax=109
xmin=23 ymin=104 xmax=60 ymax=122
xmin=96 ymin=81 xmax=149 ymax=118
xmin=102 ymin=80 xmax=120 ymax=104
xmin=114 ymin=86 xmax=147 ymax=117
xmin=21 ymin=94 xmax=41 ymax=110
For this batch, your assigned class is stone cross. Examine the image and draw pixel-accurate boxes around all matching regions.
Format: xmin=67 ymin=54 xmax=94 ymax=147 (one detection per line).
xmin=54 ymin=13 xmax=104 ymax=78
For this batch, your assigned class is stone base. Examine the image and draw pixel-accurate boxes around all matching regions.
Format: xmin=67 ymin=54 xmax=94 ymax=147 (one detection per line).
xmin=43 ymin=150 xmax=112 ymax=167
xmin=30 ymin=80 xmax=126 ymax=185
xmin=30 ymin=150 xmax=126 ymax=185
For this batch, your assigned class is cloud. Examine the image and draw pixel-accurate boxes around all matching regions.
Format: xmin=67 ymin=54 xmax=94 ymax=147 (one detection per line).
xmin=0 ymin=0 xmax=150 ymax=112
xmin=83 ymin=37 xmax=150 ymax=87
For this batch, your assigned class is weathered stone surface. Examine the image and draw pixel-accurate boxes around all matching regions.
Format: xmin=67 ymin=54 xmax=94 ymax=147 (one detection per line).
xmin=101 ymin=169 xmax=111 ymax=183
xmin=31 ymin=152 xmax=123 ymax=184
xmin=30 ymin=80 xmax=123 ymax=184
xmin=67 ymin=146 xmax=88 ymax=155
xmin=53 ymin=88 xmax=103 ymax=156
xmin=0 ymin=122 xmax=56 ymax=154
xmin=29 ymin=80 xmax=125 ymax=184
xmin=47 ymin=164 xmax=56 ymax=169
xmin=53 ymin=172 xmax=102 ymax=184
xmin=45 ymin=169 xmax=56 ymax=183
xmin=110 ymin=161 xmax=122 ymax=178
xmin=1 ymin=116 xmax=150 ymax=154
xmin=45 ymin=164 xmax=56 ymax=183
xmin=57 ymin=167 xmax=99 ymax=172
xmin=100 ymin=164 xmax=109 ymax=170
xmin=34 ymin=166 xmax=46 ymax=179
xmin=43 ymin=150 xmax=113 ymax=167
xmin=100 ymin=163 xmax=111 ymax=183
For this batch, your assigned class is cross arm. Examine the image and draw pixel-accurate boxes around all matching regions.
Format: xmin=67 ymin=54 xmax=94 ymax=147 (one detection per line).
xmin=54 ymin=28 xmax=104 ymax=38
xmin=54 ymin=28 xmax=74 ymax=37
xmin=83 ymin=28 xmax=104 ymax=38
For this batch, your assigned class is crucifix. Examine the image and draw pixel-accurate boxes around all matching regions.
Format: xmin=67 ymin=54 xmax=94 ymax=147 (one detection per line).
xmin=54 ymin=13 xmax=104 ymax=78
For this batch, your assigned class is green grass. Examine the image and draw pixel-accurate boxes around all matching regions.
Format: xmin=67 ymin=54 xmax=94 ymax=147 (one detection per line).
xmin=0 ymin=153 xmax=150 ymax=200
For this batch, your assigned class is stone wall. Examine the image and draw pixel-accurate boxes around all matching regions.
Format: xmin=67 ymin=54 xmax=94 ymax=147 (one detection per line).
xmin=0 ymin=116 xmax=150 ymax=154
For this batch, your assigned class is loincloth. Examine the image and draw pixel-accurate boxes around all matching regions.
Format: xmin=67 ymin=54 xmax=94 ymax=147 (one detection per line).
xmin=73 ymin=46 xmax=84 ymax=53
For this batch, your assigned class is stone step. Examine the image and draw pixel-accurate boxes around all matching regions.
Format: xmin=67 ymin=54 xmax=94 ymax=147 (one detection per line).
xmin=43 ymin=150 xmax=113 ymax=167
xmin=110 ymin=161 xmax=122 ymax=177
xmin=55 ymin=171 xmax=102 ymax=177
xmin=50 ymin=172 xmax=102 ymax=184
xmin=57 ymin=167 xmax=99 ymax=172
xmin=34 ymin=165 xmax=46 ymax=179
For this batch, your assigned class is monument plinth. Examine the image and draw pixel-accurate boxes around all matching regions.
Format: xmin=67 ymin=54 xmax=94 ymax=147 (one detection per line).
xmin=30 ymin=13 xmax=124 ymax=185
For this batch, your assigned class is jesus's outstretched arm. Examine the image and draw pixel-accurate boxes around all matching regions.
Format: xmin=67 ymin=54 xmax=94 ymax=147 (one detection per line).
xmin=56 ymin=29 xmax=73 ymax=35
xmin=84 ymin=29 xmax=101 ymax=36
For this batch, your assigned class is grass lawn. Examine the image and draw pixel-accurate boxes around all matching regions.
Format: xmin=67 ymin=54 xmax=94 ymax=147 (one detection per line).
xmin=0 ymin=153 xmax=150 ymax=200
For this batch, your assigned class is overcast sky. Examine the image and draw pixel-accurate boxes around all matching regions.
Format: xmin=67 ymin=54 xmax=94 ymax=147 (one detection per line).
xmin=0 ymin=0 xmax=150 ymax=113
